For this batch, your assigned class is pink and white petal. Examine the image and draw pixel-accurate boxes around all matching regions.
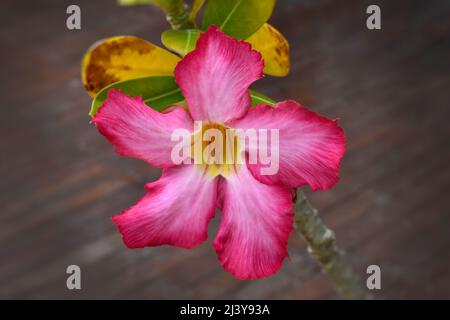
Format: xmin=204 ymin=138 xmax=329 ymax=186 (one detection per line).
xmin=91 ymin=89 xmax=193 ymax=168
xmin=113 ymin=165 xmax=218 ymax=249
xmin=229 ymin=100 xmax=346 ymax=191
xmin=214 ymin=164 xmax=294 ymax=280
xmin=174 ymin=25 xmax=264 ymax=123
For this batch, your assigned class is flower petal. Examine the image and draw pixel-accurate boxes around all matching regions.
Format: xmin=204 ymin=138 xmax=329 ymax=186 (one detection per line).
xmin=229 ymin=100 xmax=346 ymax=190
xmin=91 ymin=89 xmax=193 ymax=168
xmin=174 ymin=25 xmax=264 ymax=123
xmin=113 ymin=165 xmax=218 ymax=248
xmin=214 ymin=164 xmax=294 ymax=279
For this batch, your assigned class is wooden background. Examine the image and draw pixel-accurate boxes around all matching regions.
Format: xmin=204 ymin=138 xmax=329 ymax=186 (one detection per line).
xmin=1 ymin=0 xmax=449 ymax=299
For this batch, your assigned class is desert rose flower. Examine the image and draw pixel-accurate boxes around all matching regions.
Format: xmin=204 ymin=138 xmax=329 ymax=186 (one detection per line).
xmin=91 ymin=25 xmax=345 ymax=279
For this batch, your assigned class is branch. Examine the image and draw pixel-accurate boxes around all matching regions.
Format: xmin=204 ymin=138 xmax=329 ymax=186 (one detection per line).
xmin=119 ymin=0 xmax=194 ymax=30
xmin=294 ymin=189 xmax=370 ymax=299
xmin=159 ymin=0 xmax=194 ymax=30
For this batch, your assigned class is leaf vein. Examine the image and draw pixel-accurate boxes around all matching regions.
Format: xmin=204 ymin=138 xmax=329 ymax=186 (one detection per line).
xmin=219 ymin=0 xmax=244 ymax=31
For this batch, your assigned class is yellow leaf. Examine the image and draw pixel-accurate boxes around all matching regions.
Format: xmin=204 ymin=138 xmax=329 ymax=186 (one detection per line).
xmin=81 ymin=36 xmax=180 ymax=96
xmin=246 ymin=23 xmax=290 ymax=77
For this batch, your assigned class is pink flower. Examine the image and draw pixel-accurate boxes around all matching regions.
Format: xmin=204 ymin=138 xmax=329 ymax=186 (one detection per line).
xmin=91 ymin=26 xmax=345 ymax=279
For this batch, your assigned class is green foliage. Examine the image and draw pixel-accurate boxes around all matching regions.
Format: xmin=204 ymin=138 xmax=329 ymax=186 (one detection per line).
xmin=249 ymin=90 xmax=275 ymax=106
xmin=162 ymin=29 xmax=201 ymax=56
xmin=90 ymin=76 xmax=184 ymax=116
xmin=202 ymin=0 xmax=276 ymax=39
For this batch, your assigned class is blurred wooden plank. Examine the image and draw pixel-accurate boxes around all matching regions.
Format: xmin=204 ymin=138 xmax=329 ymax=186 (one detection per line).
xmin=1 ymin=0 xmax=449 ymax=299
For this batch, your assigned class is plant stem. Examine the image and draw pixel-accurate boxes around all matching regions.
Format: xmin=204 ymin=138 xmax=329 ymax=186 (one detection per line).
xmin=119 ymin=0 xmax=193 ymax=29
xmin=156 ymin=0 xmax=194 ymax=30
xmin=294 ymin=189 xmax=370 ymax=299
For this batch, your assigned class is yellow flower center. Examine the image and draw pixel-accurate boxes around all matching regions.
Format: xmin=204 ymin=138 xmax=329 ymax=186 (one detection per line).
xmin=191 ymin=122 xmax=242 ymax=178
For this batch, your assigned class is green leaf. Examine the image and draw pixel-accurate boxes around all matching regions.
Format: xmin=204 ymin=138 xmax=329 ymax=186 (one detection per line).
xmin=201 ymin=0 xmax=276 ymax=40
xmin=249 ymin=90 xmax=275 ymax=106
xmin=90 ymin=76 xmax=184 ymax=116
xmin=161 ymin=29 xmax=201 ymax=56
xmin=189 ymin=0 xmax=206 ymax=24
